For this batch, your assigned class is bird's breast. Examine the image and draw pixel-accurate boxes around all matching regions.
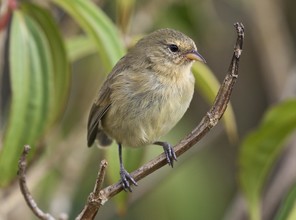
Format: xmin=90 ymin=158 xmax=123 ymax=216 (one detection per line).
xmin=102 ymin=69 xmax=195 ymax=147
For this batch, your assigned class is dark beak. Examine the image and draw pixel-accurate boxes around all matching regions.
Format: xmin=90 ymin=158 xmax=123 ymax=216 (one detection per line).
xmin=185 ymin=50 xmax=206 ymax=63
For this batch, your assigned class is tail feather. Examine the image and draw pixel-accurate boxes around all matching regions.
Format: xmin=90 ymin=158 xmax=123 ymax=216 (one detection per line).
xmin=97 ymin=130 xmax=113 ymax=146
xmin=87 ymin=103 xmax=111 ymax=147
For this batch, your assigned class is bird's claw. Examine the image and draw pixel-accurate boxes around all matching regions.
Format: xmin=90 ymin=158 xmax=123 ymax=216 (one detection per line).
xmin=120 ymin=168 xmax=138 ymax=192
xmin=162 ymin=143 xmax=177 ymax=167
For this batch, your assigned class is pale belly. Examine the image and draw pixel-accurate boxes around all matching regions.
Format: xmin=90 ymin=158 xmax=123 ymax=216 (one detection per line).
xmin=102 ymin=80 xmax=194 ymax=147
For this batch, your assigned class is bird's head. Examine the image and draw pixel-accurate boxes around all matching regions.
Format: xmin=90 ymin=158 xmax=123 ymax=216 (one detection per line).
xmin=131 ymin=28 xmax=206 ymax=74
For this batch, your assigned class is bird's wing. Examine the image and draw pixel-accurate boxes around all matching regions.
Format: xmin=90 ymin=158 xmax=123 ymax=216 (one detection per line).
xmin=87 ymin=56 xmax=128 ymax=147
xmin=87 ymin=83 xmax=111 ymax=147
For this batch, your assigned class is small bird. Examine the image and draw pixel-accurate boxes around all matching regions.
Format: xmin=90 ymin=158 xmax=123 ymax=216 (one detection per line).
xmin=87 ymin=28 xmax=206 ymax=191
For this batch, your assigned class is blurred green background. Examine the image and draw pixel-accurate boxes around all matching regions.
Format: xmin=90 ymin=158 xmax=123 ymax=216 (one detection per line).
xmin=1 ymin=0 xmax=296 ymax=220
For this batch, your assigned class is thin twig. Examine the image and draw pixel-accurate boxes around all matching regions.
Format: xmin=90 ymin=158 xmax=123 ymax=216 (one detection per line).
xmin=75 ymin=160 xmax=108 ymax=220
xmin=18 ymin=145 xmax=56 ymax=220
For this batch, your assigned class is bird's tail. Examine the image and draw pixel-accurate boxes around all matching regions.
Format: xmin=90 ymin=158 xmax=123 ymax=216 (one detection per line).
xmin=96 ymin=130 xmax=113 ymax=147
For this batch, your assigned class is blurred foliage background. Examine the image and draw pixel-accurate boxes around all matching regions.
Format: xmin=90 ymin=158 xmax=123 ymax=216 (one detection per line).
xmin=0 ymin=0 xmax=296 ymax=220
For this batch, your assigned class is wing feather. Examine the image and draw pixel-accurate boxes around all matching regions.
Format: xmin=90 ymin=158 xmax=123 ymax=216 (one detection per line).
xmin=87 ymin=56 xmax=128 ymax=147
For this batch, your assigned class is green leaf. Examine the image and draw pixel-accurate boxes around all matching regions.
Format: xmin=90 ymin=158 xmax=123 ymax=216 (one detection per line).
xmin=66 ymin=36 xmax=98 ymax=62
xmin=0 ymin=3 xmax=70 ymax=186
xmin=53 ymin=0 xmax=125 ymax=71
xmin=275 ymin=183 xmax=296 ymax=220
xmin=239 ymin=99 xmax=296 ymax=220
xmin=0 ymin=11 xmax=53 ymax=185
xmin=21 ymin=3 xmax=71 ymax=124
xmin=192 ymin=62 xmax=238 ymax=143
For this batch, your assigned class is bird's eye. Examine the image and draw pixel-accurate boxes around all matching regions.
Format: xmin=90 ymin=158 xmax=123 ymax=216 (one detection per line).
xmin=168 ymin=44 xmax=179 ymax=53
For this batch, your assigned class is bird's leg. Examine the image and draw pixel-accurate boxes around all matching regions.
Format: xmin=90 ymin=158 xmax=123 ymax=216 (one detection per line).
xmin=154 ymin=141 xmax=177 ymax=167
xmin=118 ymin=143 xmax=138 ymax=192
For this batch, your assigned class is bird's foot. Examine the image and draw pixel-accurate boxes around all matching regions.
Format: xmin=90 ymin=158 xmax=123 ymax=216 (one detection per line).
xmin=120 ymin=167 xmax=138 ymax=192
xmin=154 ymin=141 xmax=177 ymax=167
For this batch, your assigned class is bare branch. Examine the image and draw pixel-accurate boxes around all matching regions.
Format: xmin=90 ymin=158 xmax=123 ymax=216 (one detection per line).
xmin=75 ymin=160 xmax=108 ymax=220
xmin=18 ymin=145 xmax=56 ymax=220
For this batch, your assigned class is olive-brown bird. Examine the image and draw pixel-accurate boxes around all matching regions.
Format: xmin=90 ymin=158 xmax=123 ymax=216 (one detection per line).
xmin=87 ymin=28 xmax=206 ymax=191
